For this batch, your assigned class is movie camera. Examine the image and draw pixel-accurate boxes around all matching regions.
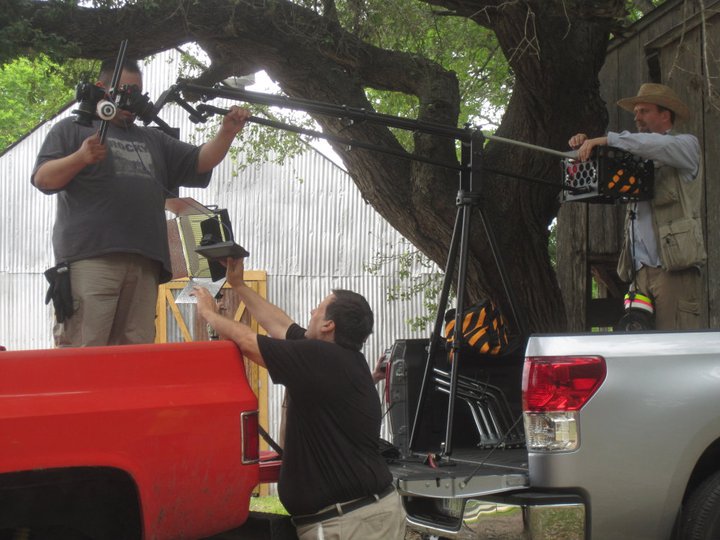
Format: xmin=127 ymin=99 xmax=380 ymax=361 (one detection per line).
xmin=72 ymin=81 xmax=157 ymax=127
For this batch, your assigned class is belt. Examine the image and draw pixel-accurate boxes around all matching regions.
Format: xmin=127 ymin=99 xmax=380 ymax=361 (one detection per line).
xmin=291 ymin=484 xmax=395 ymax=527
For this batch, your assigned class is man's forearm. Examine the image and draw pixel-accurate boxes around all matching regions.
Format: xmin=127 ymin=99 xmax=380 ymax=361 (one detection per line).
xmin=203 ymin=309 xmax=266 ymax=367
xmin=232 ymin=282 xmax=294 ymax=338
xmin=196 ymin=106 xmax=249 ymax=173
xmin=33 ymin=153 xmax=87 ymax=190
xmin=196 ymin=130 xmax=236 ymax=173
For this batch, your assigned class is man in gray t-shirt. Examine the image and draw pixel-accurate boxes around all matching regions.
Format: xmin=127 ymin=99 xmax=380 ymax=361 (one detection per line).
xmin=32 ymin=58 xmax=250 ymax=347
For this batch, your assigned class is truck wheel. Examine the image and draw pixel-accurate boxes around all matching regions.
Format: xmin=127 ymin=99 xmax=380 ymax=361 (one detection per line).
xmin=679 ymin=470 xmax=720 ymax=539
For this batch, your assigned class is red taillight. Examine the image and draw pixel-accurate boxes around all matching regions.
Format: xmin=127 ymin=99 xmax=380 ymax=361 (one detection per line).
xmin=241 ymin=411 xmax=260 ymax=464
xmin=523 ymin=356 xmax=606 ymax=412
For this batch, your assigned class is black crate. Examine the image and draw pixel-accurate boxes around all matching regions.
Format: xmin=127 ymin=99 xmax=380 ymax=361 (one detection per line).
xmin=561 ymin=146 xmax=654 ymax=203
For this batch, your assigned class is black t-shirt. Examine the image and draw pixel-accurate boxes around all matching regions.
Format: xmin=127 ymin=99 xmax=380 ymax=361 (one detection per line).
xmin=258 ymin=324 xmax=392 ymax=516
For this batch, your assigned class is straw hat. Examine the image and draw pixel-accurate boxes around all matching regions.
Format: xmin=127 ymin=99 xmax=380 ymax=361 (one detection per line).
xmin=617 ymin=83 xmax=690 ymax=122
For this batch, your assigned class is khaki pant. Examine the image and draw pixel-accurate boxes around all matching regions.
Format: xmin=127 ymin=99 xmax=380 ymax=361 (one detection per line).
xmin=633 ymin=265 xmax=702 ymax=330
xmin=294 ymin=489 xmax=406 ymax=540
xmin=54 ymin=253 xmax=160 ymax=347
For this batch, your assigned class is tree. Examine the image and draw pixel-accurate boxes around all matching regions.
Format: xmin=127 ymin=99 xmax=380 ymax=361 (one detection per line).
xmin=0 ymin=56 xmax=95 ymax=151
xmin=3 ymin=0 xmax=629 ymax=333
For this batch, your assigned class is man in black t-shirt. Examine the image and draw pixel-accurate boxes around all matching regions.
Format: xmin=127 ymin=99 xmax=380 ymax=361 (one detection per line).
xmin=193 ymin=257 xmax=406 ymax=540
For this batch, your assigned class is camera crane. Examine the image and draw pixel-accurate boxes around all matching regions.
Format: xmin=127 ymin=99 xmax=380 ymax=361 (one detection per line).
xmin=155 ymin=79 xmax=543 ymax=457
xmin=71 ymin=57 xmax=650 ymax=457
xmin=148 ymin=79 xmax=658 ymax=457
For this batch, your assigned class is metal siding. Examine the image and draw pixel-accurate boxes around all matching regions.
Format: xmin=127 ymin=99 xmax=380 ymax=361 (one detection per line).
xmin=0 ymin=49 xmax=433 ymax=450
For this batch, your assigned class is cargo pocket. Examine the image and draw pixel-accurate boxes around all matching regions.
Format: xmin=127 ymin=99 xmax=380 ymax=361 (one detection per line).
xmin=658 ymin=219 xmax=705 ymax=271
xmin=677 ymin=299 xmax=700 ymax=330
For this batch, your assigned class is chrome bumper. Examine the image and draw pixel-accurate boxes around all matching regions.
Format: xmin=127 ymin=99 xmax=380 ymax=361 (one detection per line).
xmin=404 ymin=494 xmax=586 ymax=540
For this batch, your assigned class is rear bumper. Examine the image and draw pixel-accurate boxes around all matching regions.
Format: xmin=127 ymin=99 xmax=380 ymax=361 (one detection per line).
xmin=403 ymin=491 xmax=586 ymax=540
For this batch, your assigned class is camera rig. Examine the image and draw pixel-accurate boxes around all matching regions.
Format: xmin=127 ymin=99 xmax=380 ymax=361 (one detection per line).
xmin=73 ymin=40 xmax=177 ymax=139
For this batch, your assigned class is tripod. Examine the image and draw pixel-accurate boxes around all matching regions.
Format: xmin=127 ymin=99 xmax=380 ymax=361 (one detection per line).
xmin=407 ymin=129 xmax=528 ymax=456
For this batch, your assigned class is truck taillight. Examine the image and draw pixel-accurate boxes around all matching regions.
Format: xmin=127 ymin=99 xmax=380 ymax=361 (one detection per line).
xmin=522 ymin=356 xmax=606 ymax=452
xmin=241 ymin=411 xmax=260 ymax=464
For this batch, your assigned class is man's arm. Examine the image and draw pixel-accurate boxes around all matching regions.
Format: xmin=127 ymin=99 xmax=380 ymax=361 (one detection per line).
xmin=607 ymin=131 xmax=700 ymax=176
xmin=33 ymin=133 xmax=107 ymax=190
xmin=224 ymin=257 xmax=295 ymax=338
xmin=193 ymin=286 xmax=266 ymax=367
xmin=196 ymin=106 xmax=250 ymax=174
xmin=570 ymin=131 xmax=700 ymax=177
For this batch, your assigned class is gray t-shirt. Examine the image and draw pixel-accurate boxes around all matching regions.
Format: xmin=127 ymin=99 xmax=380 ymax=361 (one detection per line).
xmin=32 ymin=118 xmax=211 ymax=282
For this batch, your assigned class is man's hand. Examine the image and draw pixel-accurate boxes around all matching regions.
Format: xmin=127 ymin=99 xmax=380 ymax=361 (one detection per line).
xmin=225 ymin=256 xmax=247 ymax=289
xmin=192 ymin=286 xmax=219 ymax=320
xmin=32 ymin=132 xmax=107 ymax=190
xmin=568 ymin=133 xmax=608 ymax=162
xmin=372 ymin=354 xmax=388 ymax=384
xmin=568 ymin=133 xmax=588 ymax=150
xmin=196 ymin=106 xmax=251 ymax=173
xmin=220 ymin=106 xmax=251 ymax=137
xmin=79 ymin=133 xmax=107 ymax=165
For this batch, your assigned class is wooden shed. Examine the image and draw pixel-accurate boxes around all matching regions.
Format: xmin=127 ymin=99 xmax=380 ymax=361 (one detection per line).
xmin=556 ymin=0 xmax=720 ymax=330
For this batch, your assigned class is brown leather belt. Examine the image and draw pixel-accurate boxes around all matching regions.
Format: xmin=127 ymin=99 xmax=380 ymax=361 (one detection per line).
xmin=291 ymin=484 xmax=395 ymax=527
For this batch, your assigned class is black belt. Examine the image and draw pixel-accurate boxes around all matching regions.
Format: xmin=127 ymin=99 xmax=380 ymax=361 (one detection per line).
xmin=291 ymin=484 xmax=395 ymax=527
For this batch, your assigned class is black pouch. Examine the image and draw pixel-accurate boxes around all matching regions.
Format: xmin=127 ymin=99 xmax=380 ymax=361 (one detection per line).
xmin=44 ymin=263 xmax=75 ymax=323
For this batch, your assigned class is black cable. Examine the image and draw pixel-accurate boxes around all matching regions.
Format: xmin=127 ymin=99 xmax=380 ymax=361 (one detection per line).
xmin=461 ymin=413 xmax=525 ymax=485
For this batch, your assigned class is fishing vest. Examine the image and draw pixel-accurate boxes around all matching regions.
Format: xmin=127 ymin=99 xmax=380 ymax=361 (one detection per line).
xmin=617 ymin=149 xmax=705 ymax=281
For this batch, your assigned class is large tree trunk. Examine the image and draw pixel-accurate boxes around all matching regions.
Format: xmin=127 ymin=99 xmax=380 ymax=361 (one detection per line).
xmin=429 ymin=0 xmax=622 ymax=329
xmin=17 ymin=0 xmax=625 ymax=333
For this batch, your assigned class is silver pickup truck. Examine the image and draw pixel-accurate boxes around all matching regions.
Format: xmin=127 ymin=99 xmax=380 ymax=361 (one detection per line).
xmin=385 ymin=331 xmax=720 ymax=540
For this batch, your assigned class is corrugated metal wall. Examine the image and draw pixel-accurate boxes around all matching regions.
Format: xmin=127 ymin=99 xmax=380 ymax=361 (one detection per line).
xmin=0 ymin=50 xmax=436 ymax=444
xmin=0 ymin=108 xmax=58 ymax=349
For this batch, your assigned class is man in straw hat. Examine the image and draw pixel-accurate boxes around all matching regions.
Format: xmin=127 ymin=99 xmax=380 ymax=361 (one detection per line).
xmin=569 ymin=83 xmax=705 ymax=330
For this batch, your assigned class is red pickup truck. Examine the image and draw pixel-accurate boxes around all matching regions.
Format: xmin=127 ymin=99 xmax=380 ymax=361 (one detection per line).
xmin=0 ymin=340 xmax=280 ymax=540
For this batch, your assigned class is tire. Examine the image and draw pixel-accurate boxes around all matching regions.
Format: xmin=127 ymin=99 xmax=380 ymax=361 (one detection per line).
xmin=678 ymin=470 xmax=720 ymax=539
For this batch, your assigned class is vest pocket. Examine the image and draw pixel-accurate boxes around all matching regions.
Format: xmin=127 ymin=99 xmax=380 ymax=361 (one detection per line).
xmin=657 ymin=218 xmax=705 ymax=271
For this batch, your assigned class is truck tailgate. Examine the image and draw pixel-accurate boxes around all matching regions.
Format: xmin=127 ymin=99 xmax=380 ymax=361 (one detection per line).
xmin=389 ymin=447 xmax=528 ymax=498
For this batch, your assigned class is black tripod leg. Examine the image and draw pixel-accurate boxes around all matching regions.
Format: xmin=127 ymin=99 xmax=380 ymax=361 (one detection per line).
xmin=408 ymin=209 xmax=463 ymax=450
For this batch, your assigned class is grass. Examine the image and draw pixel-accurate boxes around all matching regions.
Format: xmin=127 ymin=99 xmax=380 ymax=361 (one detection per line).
xmin=249 ymin=495 xmax=289 ymax=515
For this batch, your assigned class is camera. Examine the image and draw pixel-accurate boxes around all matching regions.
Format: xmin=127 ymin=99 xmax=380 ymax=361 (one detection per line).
xmin=114 ymin=84 xmax=156 ymax=123
xmin=72 ymin=82 xmax=107 ymax=126
xmin=616 ymin=292 xmax=655 ymax=332
xmin=72 ymin=82 xmax=157 ymax=126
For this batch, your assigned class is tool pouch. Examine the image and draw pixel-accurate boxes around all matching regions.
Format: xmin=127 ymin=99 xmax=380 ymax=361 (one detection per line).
xmin=44 ymin=263 xmax=75 ymax=323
